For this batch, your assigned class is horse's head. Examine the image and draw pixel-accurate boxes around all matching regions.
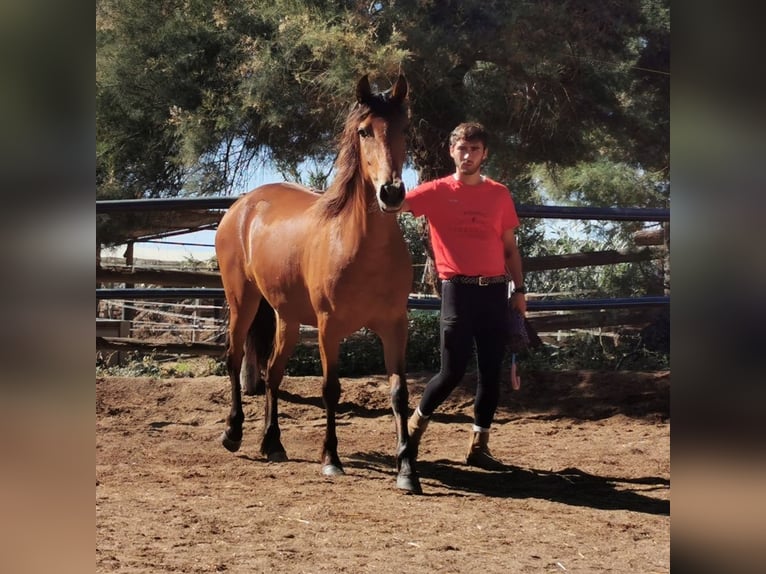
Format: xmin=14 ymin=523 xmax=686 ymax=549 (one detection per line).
xmin=355 ymin=74 xmax=409 ymax=213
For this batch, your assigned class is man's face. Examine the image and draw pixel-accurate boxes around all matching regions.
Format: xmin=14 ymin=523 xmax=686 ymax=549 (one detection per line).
xmin=450 ymin=138 xmax=488 ymax=176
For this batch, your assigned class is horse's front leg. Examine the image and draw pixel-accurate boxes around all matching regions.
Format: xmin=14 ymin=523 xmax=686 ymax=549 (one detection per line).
xmin=378 ymin=317 xmax=422 ymax=494
xmin=389 ymin=370 xmax=421 ymax=494
xmin=317 ymin=331 xmax=344 ymax=476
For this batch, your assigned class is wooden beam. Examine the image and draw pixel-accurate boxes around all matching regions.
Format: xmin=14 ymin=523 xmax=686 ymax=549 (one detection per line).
xmin=523 ymin=247 xmax=664 ymax=272
xmin=632 ymin=228 xmax=667 ymax=246
xmin=529 ymin=307 xmax=660 ymax=332
xmin=97 ymin=247 xmax=666 ymax=289
xmin=97 ymin=306 xmax=661 ymax=359
xmin=100 ymin=210 xmax=223 ymax=243
xmin=97 ymin=336 xmax=225 ymax=357
xmin=97 ymin=266 xmax=223 ymax=288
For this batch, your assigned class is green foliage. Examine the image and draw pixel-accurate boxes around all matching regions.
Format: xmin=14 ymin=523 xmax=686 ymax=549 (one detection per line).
xmin=284 ymin=333 xmax=386 ymax=376
xmin=97 ymin=0 xmax=247 ymax=200
xmin=96 ymin=0 xmax=670 ymax=309
xmin=97 ymin=355 xmax=229 ymax=377
xmin=397 ymin=213 xmax=431 ymax=291
xmin=97 ymin=353 xmax=163 ymax=377
xmin=519 ymin=331 xmax=669 ymax=372
xmin=97 ymin=0 xmax=669 ymax=198
xmin=338 ymin=330 xmax=386 ymax=376
xmin=405 ymin=312 xmax=442 ymax=371
xmin=389 ymin=0 xmax=669 ymax=182
xmin=286 ymin=313 xmax=442 ymax=377
xmin=208 ymin=359 xmax=228 ymax=376
xmin=99 ymin=312 xmax=668 ymax=378
xmin=283 ymin=343 xmax=321 ymax=376
xmin=525 ymin=233 xmax=604 ymax=297
xmin=523 ymin=158 xmax=668 ymax=298
xmin=97 ymin=0 xmax=412 ymax=206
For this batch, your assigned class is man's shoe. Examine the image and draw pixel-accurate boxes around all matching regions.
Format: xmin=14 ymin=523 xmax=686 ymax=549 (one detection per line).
xmin=465 ymin=430 xmax=505 ymax=470
xmin=407 ymin=410 xmax=430 ymax=459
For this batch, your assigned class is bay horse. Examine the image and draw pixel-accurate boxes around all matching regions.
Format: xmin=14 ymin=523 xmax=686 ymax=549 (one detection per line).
xmin=215 ymin=74 xmax=420 ymax=494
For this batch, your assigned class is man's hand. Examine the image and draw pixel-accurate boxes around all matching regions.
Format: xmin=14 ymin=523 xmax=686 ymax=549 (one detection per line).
xmin=510 ymin=291 xmax=527 ymax=315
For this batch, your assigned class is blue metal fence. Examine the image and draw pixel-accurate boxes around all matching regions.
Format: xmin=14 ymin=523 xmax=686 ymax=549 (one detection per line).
xmin=96 ymin=288 xmax=669 ymax=312
xmin=97 ymin=196 xmax=669 ymax=222
xmin=97 ymin=197 xmax=670 ymax=312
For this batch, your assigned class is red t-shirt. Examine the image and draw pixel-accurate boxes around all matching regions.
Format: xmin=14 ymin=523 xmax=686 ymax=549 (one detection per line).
xmin=406 ymin=175 xmax=519 ymax=279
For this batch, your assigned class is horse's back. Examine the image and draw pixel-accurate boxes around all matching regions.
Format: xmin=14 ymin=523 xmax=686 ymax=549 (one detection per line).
xmin=227 ymin=182 xmax=318 ymax=219
xmin=217 ymin=182 xmax=318 ymax=255
xmin=216 ymin=182 xmax=322 ymax=323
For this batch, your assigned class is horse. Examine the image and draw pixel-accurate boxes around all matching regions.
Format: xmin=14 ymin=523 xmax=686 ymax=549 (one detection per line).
xmin=215 ymin=74 xmax=420 ymax=494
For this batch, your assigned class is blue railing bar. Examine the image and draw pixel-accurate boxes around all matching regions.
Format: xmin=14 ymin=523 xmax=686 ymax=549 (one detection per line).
xmin=96 ymin=197 xmax=235 ymax=212
xmin=97 ymin=288 xmax=225 ymax=299
xmin=96 ymin=197 xmax=668 ymax=222
xmin=407 ymin=296 xmax=669 ymax=311
xmin=516 ymin=205 xmax=669 ymax=222
xmin=523 ymin=296 xmax=669 ymax=311
xmin=96 ymin=289 xmax=668 ymax=311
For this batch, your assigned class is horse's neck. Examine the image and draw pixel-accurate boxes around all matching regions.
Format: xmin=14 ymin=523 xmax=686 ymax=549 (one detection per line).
xmin=322 ymin=173 xmax=401 ymax=246
xmin=330 ymin=193 xmax=398 ymax=257
xmin=354 ymin=181 xmax=401 ymax=238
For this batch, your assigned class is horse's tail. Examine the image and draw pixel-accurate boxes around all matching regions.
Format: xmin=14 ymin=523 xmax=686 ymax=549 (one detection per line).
xmin=218 ymin=297 xmax=275 ymax=364
xmin=249 ymin=298 xmax=276 ymax=369
xmin=240 ymin=299 xmax=276 ymax=396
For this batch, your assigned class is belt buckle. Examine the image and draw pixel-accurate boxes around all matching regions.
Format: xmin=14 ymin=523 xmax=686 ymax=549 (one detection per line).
xmin=478 ymin=276 xmax=489 ymax=286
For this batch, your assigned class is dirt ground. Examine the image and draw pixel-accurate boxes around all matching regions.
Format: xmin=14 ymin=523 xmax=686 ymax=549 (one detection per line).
xmin=96 ymin=369 xmax=670 ymax=573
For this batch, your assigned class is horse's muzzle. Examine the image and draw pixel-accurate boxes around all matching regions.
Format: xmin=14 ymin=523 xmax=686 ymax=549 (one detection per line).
xmin=379 ymin=181 xmax=405 ymax=209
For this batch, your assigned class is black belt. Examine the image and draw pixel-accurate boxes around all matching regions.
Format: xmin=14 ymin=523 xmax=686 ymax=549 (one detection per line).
xmin=443 ymin=275 xmax=508 ymax=286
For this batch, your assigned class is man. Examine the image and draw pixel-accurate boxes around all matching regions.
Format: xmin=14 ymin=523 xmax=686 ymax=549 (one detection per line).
xmin=400 ymin=122 xmax=527 ymax=470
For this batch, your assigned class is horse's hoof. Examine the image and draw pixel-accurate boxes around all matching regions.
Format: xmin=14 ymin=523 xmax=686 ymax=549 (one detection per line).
xmin=221 ymin=431 xmax=242 ymax=453
xmin=267 ymin=451 xmax=288 ymax=462
xmin=397 ymin=474 xmax=423 ymax=495
xmin=322 ymin=464 xmax=345 ymax=477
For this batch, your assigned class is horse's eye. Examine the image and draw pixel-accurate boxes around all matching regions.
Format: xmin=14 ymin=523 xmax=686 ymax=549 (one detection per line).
xmin=358 ymin=127 xmax=372 ymax=138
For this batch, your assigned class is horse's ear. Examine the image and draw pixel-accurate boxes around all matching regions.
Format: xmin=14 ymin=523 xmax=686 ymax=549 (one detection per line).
xmin=390 ymin=74 xmax=408 ymax=103
xmin=356 ymin=75 xmax=372 ymax=104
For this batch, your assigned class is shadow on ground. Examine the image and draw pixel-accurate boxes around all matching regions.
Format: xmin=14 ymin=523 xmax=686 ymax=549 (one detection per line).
xmin=346 ymin=451 xmax=669 ymax=515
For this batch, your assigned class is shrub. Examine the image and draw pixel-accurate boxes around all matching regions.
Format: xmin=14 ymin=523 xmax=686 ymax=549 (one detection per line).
xmin=98 ymin=313 xmax=668 ymax=377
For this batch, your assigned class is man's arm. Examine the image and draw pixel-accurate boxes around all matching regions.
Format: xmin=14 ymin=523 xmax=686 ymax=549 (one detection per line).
xmin=503 ymin=228 xmax=527 ymax=314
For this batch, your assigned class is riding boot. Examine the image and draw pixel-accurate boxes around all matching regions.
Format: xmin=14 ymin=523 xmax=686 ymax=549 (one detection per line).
xmin=465 ymin=430 xmax=505 ymax=470
xmin=407 ymin=410 xmax=430 ymax=459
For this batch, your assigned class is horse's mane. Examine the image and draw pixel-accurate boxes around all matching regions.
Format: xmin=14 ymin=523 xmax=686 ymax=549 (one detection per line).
xmin=318 ymin=89 xmax=408 ymax=219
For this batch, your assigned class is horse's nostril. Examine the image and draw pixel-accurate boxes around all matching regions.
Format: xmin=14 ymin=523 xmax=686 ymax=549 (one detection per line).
xmin=380 ymin=182 xmax=405 ymax=206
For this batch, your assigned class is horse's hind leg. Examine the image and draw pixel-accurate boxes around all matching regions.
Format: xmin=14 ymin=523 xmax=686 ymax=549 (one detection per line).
xmin=221 ymin=285 xmax=262 ymax=452
xmin=241 ymin=300 xmax=276 ymax=396
xmin=260 ymin=315 xmax=299 ymax=461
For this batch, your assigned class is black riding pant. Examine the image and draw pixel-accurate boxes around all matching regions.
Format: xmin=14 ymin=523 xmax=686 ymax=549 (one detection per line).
xmin=418 ymin=281 xmax=508 ymax=429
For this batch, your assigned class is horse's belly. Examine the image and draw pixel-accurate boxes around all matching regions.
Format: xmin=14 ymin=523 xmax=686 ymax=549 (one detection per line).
xmin=260 ymin=283 xmax=317 ymax=326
